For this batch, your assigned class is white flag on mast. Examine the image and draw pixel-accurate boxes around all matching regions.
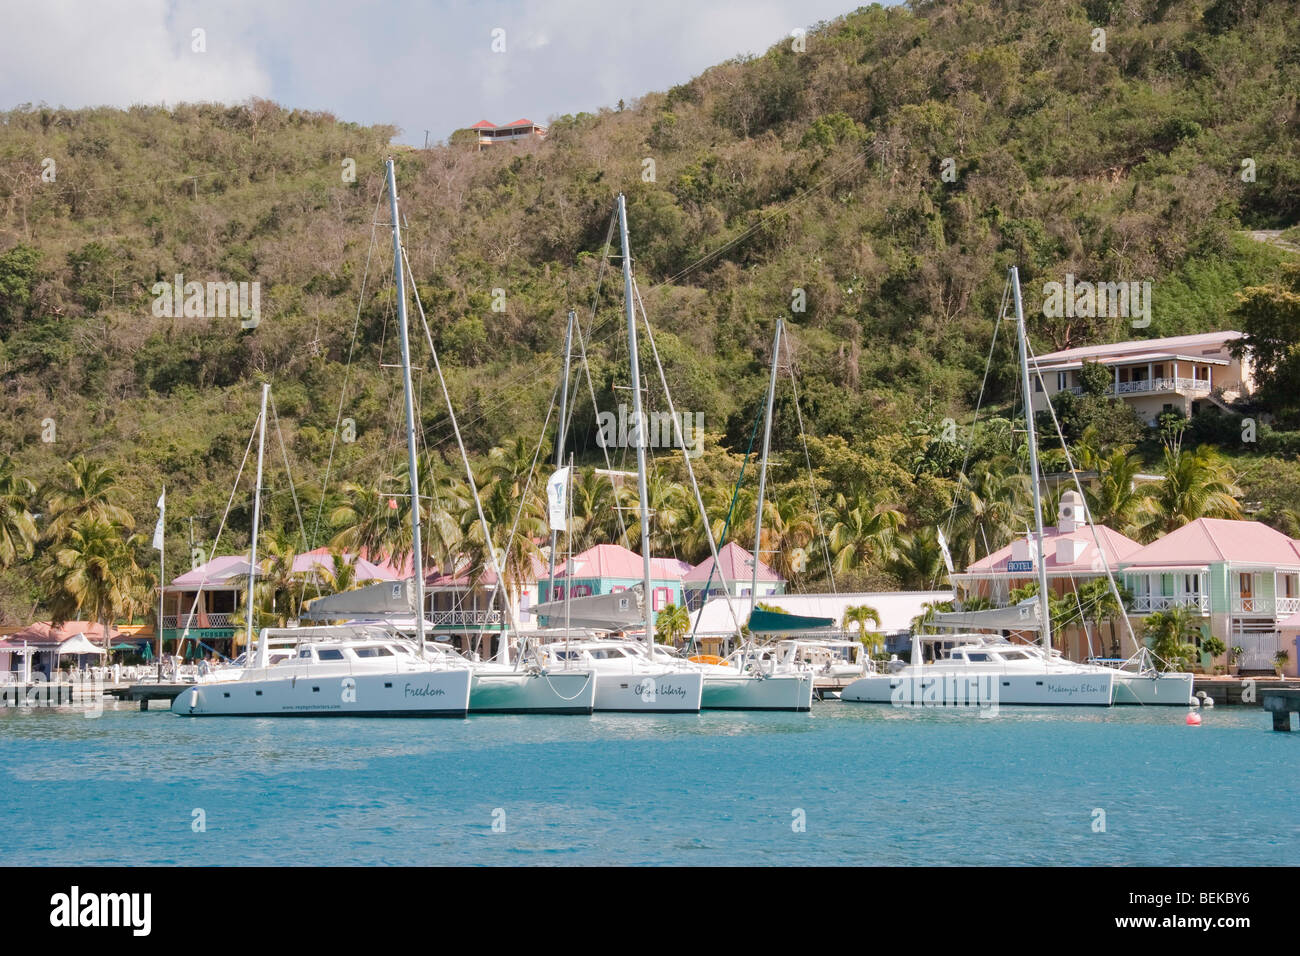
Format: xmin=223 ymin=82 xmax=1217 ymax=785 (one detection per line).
xmin=152 ymin=488 xmax=166 ymax=552
xmin=546 ymin=467 xmax=570 ymax=532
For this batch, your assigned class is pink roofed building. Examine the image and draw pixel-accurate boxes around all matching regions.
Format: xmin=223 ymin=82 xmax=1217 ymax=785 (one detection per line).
xmin=1119 ymin=518 xmax=1300 ymax=674
xmin=1029 ymin=330 xmax=1255 ymax=426
xmin=539 ymin=543 xmax=689 ymax=617
xmin=160 ymin=548 xmax=400 ymax=652
xmin=468 ymin=118 xmax=547 ymax=150
xmin=950 ymin=490 xmax=1144 ymax=660
xmin=682 ymin=541 xmax=785 ymax=610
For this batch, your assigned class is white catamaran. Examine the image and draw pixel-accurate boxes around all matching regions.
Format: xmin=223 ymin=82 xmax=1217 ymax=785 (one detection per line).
xmin=842 ymin=267 xmax=1121 ymax=707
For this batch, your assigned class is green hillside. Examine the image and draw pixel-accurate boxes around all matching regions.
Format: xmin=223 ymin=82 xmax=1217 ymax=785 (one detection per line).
xmin=2 ymin=0 xmax=1299 ymax=624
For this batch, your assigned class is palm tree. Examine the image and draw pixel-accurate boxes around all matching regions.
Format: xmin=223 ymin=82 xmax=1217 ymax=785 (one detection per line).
xmin=887 ymin=527 xmax=947 ymax=590
xmin=41 ymin=517 xmax=145 ymax=654
xmin=655 ymin=602 xmax=689 ymax=646
xmin=313 ymin=551 xmax=379 ymax=596
xmin=826 ymin=487 xmax=904 ymax=576
xmin=1135 ymin=444 xmax=1242 ymax=541
xmin=842 ymin=603 xmax=883 ymax=654
xmin=1066 ymin=577 xmax=1132 ymax=658
xmin=42 ymin=455 xmax=133 ymax=543
xmin=0 ymin=454 xmax=37 ymax=567
xmin=1142 ymin=605 xmax=1203 ymax=668
xmin=1084 ymin=446 xmax=1151 ymax=537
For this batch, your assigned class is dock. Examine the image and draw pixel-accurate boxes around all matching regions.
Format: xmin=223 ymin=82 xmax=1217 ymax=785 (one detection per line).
xmin=1260 ymin=687 xmax=1300 ymax=731
xmin=109 ymin=683 xmax=190 ymax=709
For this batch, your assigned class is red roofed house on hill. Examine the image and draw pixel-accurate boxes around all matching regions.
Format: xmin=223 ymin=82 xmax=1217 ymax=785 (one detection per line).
xmin=469 ymin=118 xmax=547 ymax=150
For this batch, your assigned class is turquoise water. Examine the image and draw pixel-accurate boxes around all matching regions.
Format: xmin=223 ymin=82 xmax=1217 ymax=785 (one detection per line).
xmin=2 ymin=700 xmax=1297 ymax=865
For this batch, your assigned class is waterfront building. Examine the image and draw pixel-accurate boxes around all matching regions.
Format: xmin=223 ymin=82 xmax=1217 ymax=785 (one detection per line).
xmin=536 ymin=543 xmax=690 ymax=621
xmin=1119 ymin=518 xmax=1300 ymax=674
xmin=949 ymin=491 xmax=1145 ymax=660
xmin=682 ymin=541 xmax=785 ymax=610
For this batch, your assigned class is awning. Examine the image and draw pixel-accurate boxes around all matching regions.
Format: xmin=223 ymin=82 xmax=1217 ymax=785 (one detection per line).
xmin=55 ymin=634 xmax=107 ymax=656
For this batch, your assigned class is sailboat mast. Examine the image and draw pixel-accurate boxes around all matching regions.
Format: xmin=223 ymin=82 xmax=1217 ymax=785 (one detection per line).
xmin=752 ymin=319 xmax=782 ymax=616
xmin=548 ymin=310 xmax=576 ymax=595
xmin=386 ymin=157 xmax=427 ymax=654
xmin=1010 ymin=266 xmax=1052 ymax=656
xmin=617 ymin=194 xmax=655 ymax=651
xmin=245 ymin=383 xmax=269 ymax=653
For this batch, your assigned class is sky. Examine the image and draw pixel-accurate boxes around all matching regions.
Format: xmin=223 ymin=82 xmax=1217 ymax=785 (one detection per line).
xmin=0 ymin=0 xmax=862 ymax=145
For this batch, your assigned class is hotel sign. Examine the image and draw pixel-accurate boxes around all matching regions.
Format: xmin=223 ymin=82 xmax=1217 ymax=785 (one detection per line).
xmin=1007 ymin=560 xmax=1034 ymax=573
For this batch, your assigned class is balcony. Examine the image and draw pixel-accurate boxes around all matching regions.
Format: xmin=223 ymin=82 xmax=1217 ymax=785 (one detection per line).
xmin=1232 ymin=596 xmax=1300 ymax=616
xmin=428 ymin=609 xmax=504 ymax=629
xmin=1131 ymin=594 xmax=1209 ymax=613
xmin=1116 ymin=376 xmax=1211 ymax=396
xmin=162 ymin=613 xmax=235 ymax=628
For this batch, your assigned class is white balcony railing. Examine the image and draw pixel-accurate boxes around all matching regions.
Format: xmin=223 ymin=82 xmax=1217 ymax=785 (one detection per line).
xmin=428 ymin=609 xmax=504 ymax=628
xmin=1232 ymin=596 xmax=1300 ymax=616
xmin=1131 ymin=594 xmax=1209 ymax=613
xmin=1114 ymin=377 xmax=1211 ymax=396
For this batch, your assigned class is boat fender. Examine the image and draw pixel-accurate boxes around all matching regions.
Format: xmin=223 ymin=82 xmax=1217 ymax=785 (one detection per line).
xmin=188 ymin=688 xmax=198 ymax=712
xmin=1195 ymin=691 xmax=1215 ymax=708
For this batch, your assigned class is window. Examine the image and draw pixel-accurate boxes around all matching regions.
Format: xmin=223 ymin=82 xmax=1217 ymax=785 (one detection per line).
xmin=611 ymin=585 xmax=626 ymax=593
xmin=1239 ymin=573 xmax=1253 ymax=599
xmin=653 ymin=587 xmax=672 ymax=610
xmin=297 ymin=648 xmax=313 ymax=659
xmin=317 ymin=649 xmax=345 ymax=661
xmin=1034 ymin=378 xmax=1043 ymax=393
xmin=553 ymin=586 xmax=564 ymax=601
xmin=572 ymin=585 xmax=591 ymax=597
xmin=1056 ymin=372 xmax=1067 ymax=391
xmin=966 ymin=652 xmax=990 ymax=662
xmin=353 ymin=646 xmax=394 ymax=658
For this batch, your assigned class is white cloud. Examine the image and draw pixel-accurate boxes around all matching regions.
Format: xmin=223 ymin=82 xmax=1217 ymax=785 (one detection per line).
xmin=0 ymin=0 xmax=863 ymax=141
xmin=0 ymin=0 xmax=271 ymax=108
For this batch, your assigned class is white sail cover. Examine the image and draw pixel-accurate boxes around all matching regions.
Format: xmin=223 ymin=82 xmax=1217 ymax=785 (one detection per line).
xmin=533 ymin=588 xmax=643 ymax=630
xmin=928 ymin=597 xmax=1041 ymax=632
xmin=300 ymin=579 xmax=418 ymax=621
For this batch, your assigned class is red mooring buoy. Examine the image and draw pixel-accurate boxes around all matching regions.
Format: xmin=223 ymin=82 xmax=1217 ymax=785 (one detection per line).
xmin=1186 ymin=711 xmax=1202 ymax=726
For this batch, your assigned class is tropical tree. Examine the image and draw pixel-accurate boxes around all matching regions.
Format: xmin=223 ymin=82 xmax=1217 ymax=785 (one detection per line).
xmin=842 ymin=603 xmax=883 ymax=654
xmin=887 ymin=527 xmax=947 ymax=590
xmin=655 ymin=602 xmax=689 ymax=645
xmin=1134 ymin=444 xmax=1242 ymax=541
xmin=41 ymin=455 xmax=133 ymax=544
xmin=1142 ymin=605 xmax=1203 ymax=668
xmin=0 ymin=454 xmax=37 ymax=567
xmin=41 ymin=517 xmax=147 ymax=653
xmin=826 ymin=487 xmax=905 ymax=575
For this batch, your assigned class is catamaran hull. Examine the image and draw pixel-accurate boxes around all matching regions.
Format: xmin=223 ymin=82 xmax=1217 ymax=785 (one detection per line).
xmin=469 ymin=670 xmax=597 ymax=714
xmin=701 ymin=673 xmax=814 ymax=711
xmin=593 ymin=671 xmax=704 ymax=713
xmin=170 ymin=670 xmax=473 ymax=717
xmin=841 ymin=671 xmax=1115 ymax=706
xmin=1112 ymin=673 xmax=1194 ymax=705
